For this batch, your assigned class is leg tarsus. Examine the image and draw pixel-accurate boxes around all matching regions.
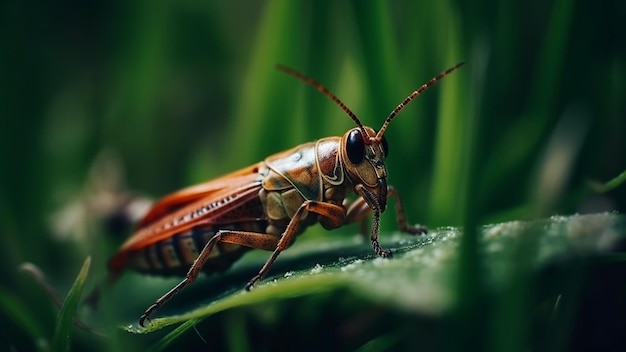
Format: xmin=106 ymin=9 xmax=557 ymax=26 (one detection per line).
xmin=349 ymin=184 xmax=428 ymax=258
xmin=371 ymin=238 xmax=392 ymax=258
xmin=139 ymin=276 xmax=192 ymax=327
xmin=245 ymin=248 xmax=281 ymax=290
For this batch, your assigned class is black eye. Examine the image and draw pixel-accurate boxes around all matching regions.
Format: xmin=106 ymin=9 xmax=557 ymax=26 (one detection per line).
xmin=381 ymin=135 xmax=389 ymax=157
xmin=346 ymin=129 xmax=365 ymax=164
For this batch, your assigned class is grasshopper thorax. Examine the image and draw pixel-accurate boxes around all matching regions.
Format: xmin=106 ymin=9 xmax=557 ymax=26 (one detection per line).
xmin=341 ymin=126 xmax=390 ymax=212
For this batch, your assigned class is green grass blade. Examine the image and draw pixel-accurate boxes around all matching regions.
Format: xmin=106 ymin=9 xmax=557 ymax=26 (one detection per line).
xmin=594 ymin=168 xmax=626 ymax=193
xmin=147 ymin=318 xmax=202 ymax=352
xmin=52 ymin=257 xmax=91 ymax=352
xmin=354 ymin=332 xmax=402 ymax=352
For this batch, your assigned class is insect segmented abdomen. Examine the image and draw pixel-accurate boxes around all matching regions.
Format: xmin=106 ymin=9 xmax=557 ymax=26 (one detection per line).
xmin=126 ymin=221 xmax=268 ymax=276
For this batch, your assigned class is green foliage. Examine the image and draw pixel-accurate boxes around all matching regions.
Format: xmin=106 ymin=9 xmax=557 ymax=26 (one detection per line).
xmin=1 ymin=0 xmax=625 ymax=351
xmin=125 ymin=214 xmax=622 ymax=350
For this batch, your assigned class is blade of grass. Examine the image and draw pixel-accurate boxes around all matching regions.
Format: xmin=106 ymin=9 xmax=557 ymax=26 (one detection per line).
xmin=226 ymin=1 xmax=303 ymax=169
xmin=449 ymin=42 xmax=487 ymax=352
xmin=354 ymin=332 xmax=402 ymax=352
xmin=148 ymin=318 xmax=202 ymax=352
xmin=590 ymin=168 xmax=626 ymax=193
xmin=428 ymin=8 xmax=470 ymax=226
xmin=52 ymin=257 xmax=91 ymax=352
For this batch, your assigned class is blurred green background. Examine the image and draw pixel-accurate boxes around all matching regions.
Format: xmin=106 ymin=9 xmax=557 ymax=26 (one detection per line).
xmin=1 ymin=0 xmax=625 ymax=351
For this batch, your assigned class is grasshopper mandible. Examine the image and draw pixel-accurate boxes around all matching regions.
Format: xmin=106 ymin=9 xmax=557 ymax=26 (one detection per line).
xmin=107 ymin=62 xmax=465 ymax=326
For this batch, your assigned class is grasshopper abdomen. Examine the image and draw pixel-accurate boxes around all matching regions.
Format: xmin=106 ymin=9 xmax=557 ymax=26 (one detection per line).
xmin=121 ymin=221 xmax=268 ymax=276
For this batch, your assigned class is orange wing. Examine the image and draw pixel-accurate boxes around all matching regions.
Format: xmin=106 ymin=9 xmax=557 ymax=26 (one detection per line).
xmin=121 ymin=163 xmax=263 ymax=251
xmin=137 ymin=164 xmax=261 ymax=228
xmin=108 ymin=165 xmax=264 ymax=274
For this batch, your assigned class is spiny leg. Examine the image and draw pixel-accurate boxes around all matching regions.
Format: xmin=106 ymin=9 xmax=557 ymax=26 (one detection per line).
xmin=349 ymin=185 xmax=427 ymax=257
xmin=353 ymin=184 xmax=390 ymax=257
xmin=139 ymin=230 xmax=279 ymax=326
xmin=347 ymin=185 xmax=427 ymax=235
xmin=141 ymin=201 xmax=348 ymax=325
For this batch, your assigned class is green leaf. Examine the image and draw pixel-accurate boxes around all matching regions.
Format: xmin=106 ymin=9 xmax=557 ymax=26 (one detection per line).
xmin=147 ymin=318 xmax=202 ymax=352
xmin=52 ymin=257 xmax=91 ymax=352
xmin=118 ymin=213 xmax=623 ymax=350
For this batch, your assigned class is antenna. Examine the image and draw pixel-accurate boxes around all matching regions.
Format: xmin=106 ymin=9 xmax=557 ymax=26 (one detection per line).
xmin=376 ymin=62 xmax=465 ymax=140
xmin=277 ymin=64 xmax=369 ymax=138
xmin=278 ymin=62 xmax=465 ymax=143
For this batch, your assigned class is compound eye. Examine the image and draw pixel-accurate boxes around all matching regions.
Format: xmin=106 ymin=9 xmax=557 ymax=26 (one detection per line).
xmin=381 ymin=135 xmax=389 ymax=157
xmin=346 ymin=129 xmax=365 ymax=164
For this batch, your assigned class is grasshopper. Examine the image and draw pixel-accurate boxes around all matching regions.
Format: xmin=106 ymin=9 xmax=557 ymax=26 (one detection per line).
xmin=107 ymin=62 xmax=465 ymax=326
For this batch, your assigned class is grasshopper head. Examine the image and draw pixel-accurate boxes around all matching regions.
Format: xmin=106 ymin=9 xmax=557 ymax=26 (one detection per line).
xmin=341 ymin=126 xmax=389 ymax=212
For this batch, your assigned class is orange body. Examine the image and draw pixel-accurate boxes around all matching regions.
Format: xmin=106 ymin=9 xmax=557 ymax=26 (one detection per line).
xmin=108 ymin=137 xmax=351 ymax=277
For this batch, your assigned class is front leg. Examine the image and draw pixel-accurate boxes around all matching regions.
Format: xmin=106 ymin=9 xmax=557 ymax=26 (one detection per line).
xmin=347 ymin=185 xmax=427 ymax=256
